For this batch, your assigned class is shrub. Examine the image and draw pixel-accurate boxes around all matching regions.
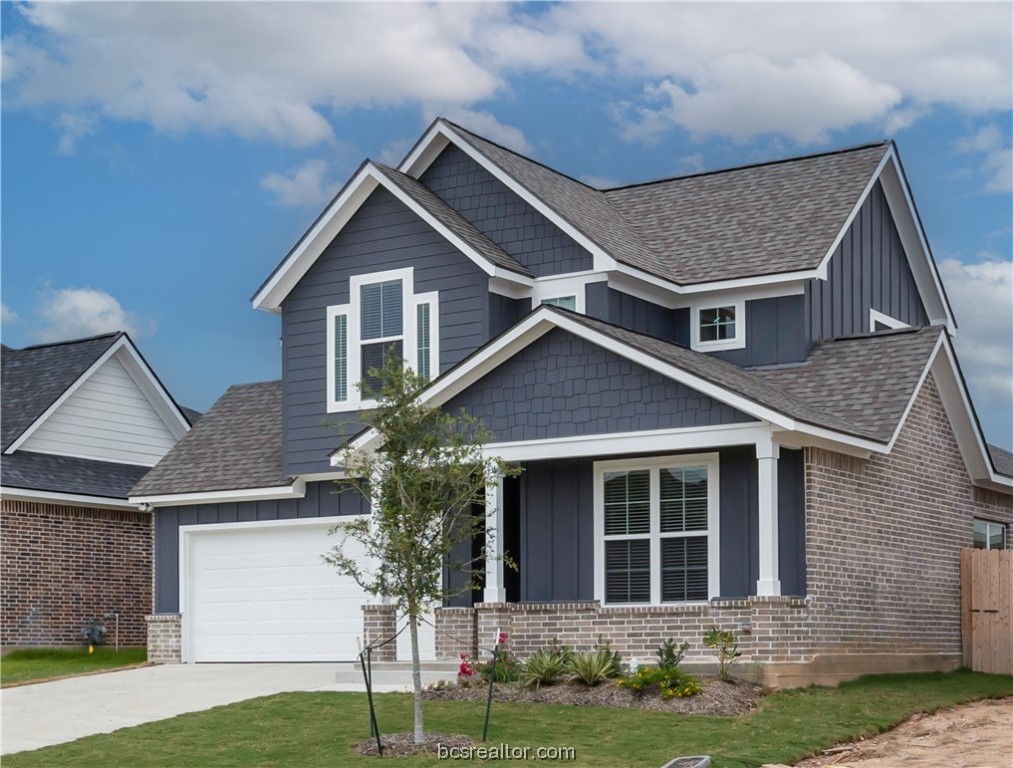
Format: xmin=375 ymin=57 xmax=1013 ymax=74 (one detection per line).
xmin=521 ymin=641 xmax=573 ymax=688
xmin=566 ymin=648 xmax=619 ymax=686
xmin=703 ymin=627 xmax=742 ymax=681
xmin=591 ymin=636 xmax=622 ymax=678
xmin=474 ymin=649 xmax=522 ymax=684
xmin=656 ymin=638 xmax=690 ymax=671
xmin=617 ymin=665 xmax=702 ymax=699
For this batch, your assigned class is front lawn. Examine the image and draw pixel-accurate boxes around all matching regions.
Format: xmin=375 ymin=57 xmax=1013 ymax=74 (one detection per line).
xmin=6 ymin=670 xmax=1012 ymax=767
xmin=1 ymin=647 xmax=147 ymax=687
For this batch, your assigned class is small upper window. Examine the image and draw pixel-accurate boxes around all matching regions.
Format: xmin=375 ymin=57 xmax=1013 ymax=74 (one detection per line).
xmin=690 ymin=300 xmax=745 ymax=352
xmin=541 ymin=296 xmax=577 ymax=311
xmin=974 ymin=519 xmax=1007 ymax=550
xmin=326 ymin=267 xmax=438 ymax=412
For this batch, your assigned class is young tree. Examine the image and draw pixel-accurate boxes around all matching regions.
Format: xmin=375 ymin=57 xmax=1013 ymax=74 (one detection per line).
xmin=325 ymin=353 xmax=517 ymax=745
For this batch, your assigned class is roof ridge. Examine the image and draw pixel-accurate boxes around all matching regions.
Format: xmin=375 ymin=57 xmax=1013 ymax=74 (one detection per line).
xmin=440 ymin=118 xmax=601 ymax=192
xmin=603 ymin=140 xmax=891 ymax=192
xmin=16 ymin=331 xmax=124 ymax=351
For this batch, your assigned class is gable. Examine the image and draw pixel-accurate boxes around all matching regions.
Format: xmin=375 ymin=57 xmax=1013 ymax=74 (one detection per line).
xmin=807 ymin=181 xmax=929 ymax=341
xmin=443 ymin=327 xmax=754 ymax=443
xmin=421 ymin=145 xmax=593 ymax=277
xmin=19 ymin=353 xmax=181 ymax=466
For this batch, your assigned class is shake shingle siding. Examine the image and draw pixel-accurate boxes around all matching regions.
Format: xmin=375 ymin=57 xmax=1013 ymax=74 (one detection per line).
xmin=807 ymin=182 xmax=928 ymax=341
xmin=282 ymin=187 xmax=490 ymax=475
xmin=420 ymin=146 xmax=593 ymax=276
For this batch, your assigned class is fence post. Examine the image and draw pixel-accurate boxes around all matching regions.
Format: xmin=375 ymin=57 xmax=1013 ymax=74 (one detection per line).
xmin=960 ymin=549 xmax=972 ymax=668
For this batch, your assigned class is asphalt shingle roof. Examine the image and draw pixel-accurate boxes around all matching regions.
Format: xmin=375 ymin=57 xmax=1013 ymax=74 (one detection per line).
xmin=374 ymin=164 xmax=533 ymax=278
xmin=1 ymin=451 xmax=150 ymax=499
xmin=988 ymin=444 xmax=1013 ymax=477
xmin=1 ymin=333 xmax=123 ymax=451
xmin=130 ymin=381 xmax=290 ymax=497
xmin=446 ymin=119 xmax=889 ymax=285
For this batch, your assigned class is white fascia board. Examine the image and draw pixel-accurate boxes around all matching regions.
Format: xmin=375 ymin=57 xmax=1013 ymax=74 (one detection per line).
xmin=253 ymin=167 xmax=378 ymax=312
xmin=815 ymin=147 xmax=893 ymax=281
xmin=5 ymin=337 xmax=124 ymax=455
xmin=0 ymin=486 xmax=139 ymax=510
xmin=403 ymin=121 xmax=619 ymax=271
xmin=130 ymin=479 xmax=306 ymax=508
xmin=114 ymin=339 xmax=192 ymax=441
xmin=484 ymin=423 xmax=770 ymax=462
xmin=876 ymin=156 xmax=956 ymax=334
xmin=608 ymin=265 xmax=816 ymax=309
xmin=928 ymin=340 xmax=1012 ymax=490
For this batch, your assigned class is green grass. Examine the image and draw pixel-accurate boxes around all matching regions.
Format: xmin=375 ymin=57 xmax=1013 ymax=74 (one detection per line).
xmin=5 ymin=670 xmax=1012 ymax=767
xmin=1 ymin=647 xmax=147 ymax=687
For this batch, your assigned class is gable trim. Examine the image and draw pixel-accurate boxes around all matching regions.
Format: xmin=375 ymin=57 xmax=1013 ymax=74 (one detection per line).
xmin=399 ymin=120 xmax=619 ymax=273
xmin=0 ymin=486 xmax=140 ymax=510
xmin=336 ymin=307 xmax=894 ymax=461
xmin=251 ymin=161 xmax=532 ymax=312
xmin=130 ymin=479 xmax=304 ymax=508
xmin=4 ymin=336 xmax=191 ymax=458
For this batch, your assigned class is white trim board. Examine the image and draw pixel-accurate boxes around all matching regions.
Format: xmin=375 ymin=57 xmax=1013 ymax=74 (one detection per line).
xmin=130 ymin=479 xmax=305 ymax=508
xmin=252 ymin=162 xmax=532 ymax=313
xmin=0 ymin=486 xmax=139 ymax=510
xmin=5 ymin=336 xmax=191 ymax=457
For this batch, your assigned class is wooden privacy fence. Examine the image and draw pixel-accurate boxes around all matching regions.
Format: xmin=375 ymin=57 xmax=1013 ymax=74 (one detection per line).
xmin=961 ymin=548 xmax=1012 ymax=676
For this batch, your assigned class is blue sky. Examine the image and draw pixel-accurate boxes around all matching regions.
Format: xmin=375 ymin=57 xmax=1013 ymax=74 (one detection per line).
xmin=2 ymin=2 xmax=1011 ymax=449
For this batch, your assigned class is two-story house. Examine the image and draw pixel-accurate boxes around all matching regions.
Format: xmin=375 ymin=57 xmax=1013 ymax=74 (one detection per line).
xmin=131 ymin=119 xmax=1012 ymax=686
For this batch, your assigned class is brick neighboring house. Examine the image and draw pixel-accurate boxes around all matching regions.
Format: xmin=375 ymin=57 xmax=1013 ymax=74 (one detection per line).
xmin=132 ymin=119 xmax=1012 ymax=685
xmin=1 ymin=333 xmax=196 ymax=648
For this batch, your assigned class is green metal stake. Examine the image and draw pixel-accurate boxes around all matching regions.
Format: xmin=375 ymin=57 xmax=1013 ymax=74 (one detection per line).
xmin=481 ymin=628 xmax=501 ymax=742
xmin=360 ymin=647 xmax=383 ymax=756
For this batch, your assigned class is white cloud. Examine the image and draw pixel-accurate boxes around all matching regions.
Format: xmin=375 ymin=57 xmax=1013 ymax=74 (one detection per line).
xmin=31 ymin=287 xmax=157 ymax=342
xmin=956 ymin=124 xmax=1013 ymax=193
xmin=1 ymin=304 xmax=19 ymax=324
xmin=938 ymin=258 xmax=1013 ymax=415
xmin=53 ymin=112 xmax=97 ymax=155
xmin=4 ymin=3 xmax=1009 ymax=151
xmin=261 ymin=159 xmax=337 ymax=208
xmin=579 ymin=174 xmax=622 ymax=189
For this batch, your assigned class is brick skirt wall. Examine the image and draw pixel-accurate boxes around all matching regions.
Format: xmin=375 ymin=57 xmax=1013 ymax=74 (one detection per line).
xmin=1 ymin=500 xmax=152 ymax=647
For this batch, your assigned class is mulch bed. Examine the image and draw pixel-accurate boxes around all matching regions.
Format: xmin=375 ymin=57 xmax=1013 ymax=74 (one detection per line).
xmin=356 ymin=731 xmax=475 ymax=757
xmin=423 ymin=676 xmax=762 ymax=716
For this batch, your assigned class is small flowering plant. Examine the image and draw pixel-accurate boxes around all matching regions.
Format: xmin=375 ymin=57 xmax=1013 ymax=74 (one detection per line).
xmin=458 ymin=652 xmax=474 ymax=681
xmin=617 ymin=665 xmax=702 ymax=700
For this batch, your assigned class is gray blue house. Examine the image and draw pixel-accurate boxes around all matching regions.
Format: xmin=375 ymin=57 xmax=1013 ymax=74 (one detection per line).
xmin=132 ymin=119 xmax=1012 ymax=686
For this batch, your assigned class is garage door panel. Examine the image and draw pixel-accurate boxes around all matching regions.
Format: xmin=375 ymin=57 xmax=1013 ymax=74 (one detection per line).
xmin=186 ymin=520 xmax=370 ymax=662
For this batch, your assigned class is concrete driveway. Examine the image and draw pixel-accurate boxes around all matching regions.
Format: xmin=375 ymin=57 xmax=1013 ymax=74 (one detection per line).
xmin=2 ymin=663 xmax=355 ymax=755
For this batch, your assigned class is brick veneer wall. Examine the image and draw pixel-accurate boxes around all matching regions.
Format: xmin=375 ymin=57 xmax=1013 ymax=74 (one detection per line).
xmin=803 ymin=375 xmax=1013 ymax=660
xmin=1 ymin=500 xmax=152 ymax=647
xmin=362 ymin=604 xmax=397 ymax=661
xmin=146 ymin=614 xmax=181 ymax=662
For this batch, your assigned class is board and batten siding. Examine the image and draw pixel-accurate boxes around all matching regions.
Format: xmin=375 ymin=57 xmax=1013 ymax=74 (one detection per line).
xmin=420 ymin=146 xmax=594 ymax=277
xmin=807 ymin=181 xmax=928 ymax=341
xmin=444 ymin=328 xmax=755 ymax=443
xmin=153 ymin=481 xmax=366 ymax=613
xmin=281 ymin=187 xmax=491 ymax=475
xmin=19 ymin=354 xmax=178 ymax=466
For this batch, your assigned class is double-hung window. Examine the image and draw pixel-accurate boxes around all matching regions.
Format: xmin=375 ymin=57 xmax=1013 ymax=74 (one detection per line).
xmin=326 ymin=267 xmax=438 ymax=411
xmin=595 ymin=454 xmax=719 ymax=605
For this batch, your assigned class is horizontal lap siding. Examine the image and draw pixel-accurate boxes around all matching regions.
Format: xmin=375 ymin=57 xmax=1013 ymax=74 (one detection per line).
xmin=444 ymin=328 xmax=753 ymax=442
xmin=421 ymin=146 xmax=593 ymax=277
xmin=153 ymin=481 xmax=367 ymax=613
xmin=807 ymin=181 xmax=928 ymax=341
xmin=282 ymin=188 xmax=490 ymax=475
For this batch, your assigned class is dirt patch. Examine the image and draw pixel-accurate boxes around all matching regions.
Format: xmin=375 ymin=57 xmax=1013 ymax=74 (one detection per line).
xmin=789 ymin=698 xmax=1013 ymax=768
xmin=423 ymin=676 xmax=761 ymax=716
xmin=356 ymin=731 xmax=475 ymax=757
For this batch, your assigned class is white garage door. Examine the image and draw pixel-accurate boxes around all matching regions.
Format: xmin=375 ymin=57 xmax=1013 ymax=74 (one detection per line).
xmin=184 ymin=519 xmax=370 ymax=662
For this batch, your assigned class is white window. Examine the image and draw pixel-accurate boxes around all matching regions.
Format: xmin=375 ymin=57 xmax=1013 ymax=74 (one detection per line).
xmin=974 ymin=519 xmax=1007 ymax=550
xmin=691 ymin=300 xmax=745 ymax=351
xmin=594 ymin=454 xmax=719 ymax=605
xmin=869 ymin=308 xmax=909 ymax=332
xmin=540 ymin=295 xmax=577 ymax=311
xmin=326 ymin=267 xmax=438 ymax=412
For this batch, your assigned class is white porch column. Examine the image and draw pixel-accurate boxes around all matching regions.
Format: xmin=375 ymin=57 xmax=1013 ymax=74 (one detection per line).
xmin=484 ymin=469 xmax=506 ymax=603
xmin=756 ymin=437 xmax=781 ymax=596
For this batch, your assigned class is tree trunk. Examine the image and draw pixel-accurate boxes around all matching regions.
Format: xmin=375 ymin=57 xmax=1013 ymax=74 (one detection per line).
xmin=409 ymin=612 xmax=424 ymax=744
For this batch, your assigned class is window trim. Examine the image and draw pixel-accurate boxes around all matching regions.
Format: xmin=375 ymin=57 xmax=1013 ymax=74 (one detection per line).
xmin=869 ymin=308 xmax=909 ymax=332
xmin=326 ymin=267 xmax=439 ymax=412
xmin=540 ymin=295 xmax=578 ymax=311
xmin=691 ymin=300 xmax=746 ymax=352
xmin=593 ymin=453 xmax=720 ymax=606
xmin=973 ymin=518 xmax=1007 ymax=550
